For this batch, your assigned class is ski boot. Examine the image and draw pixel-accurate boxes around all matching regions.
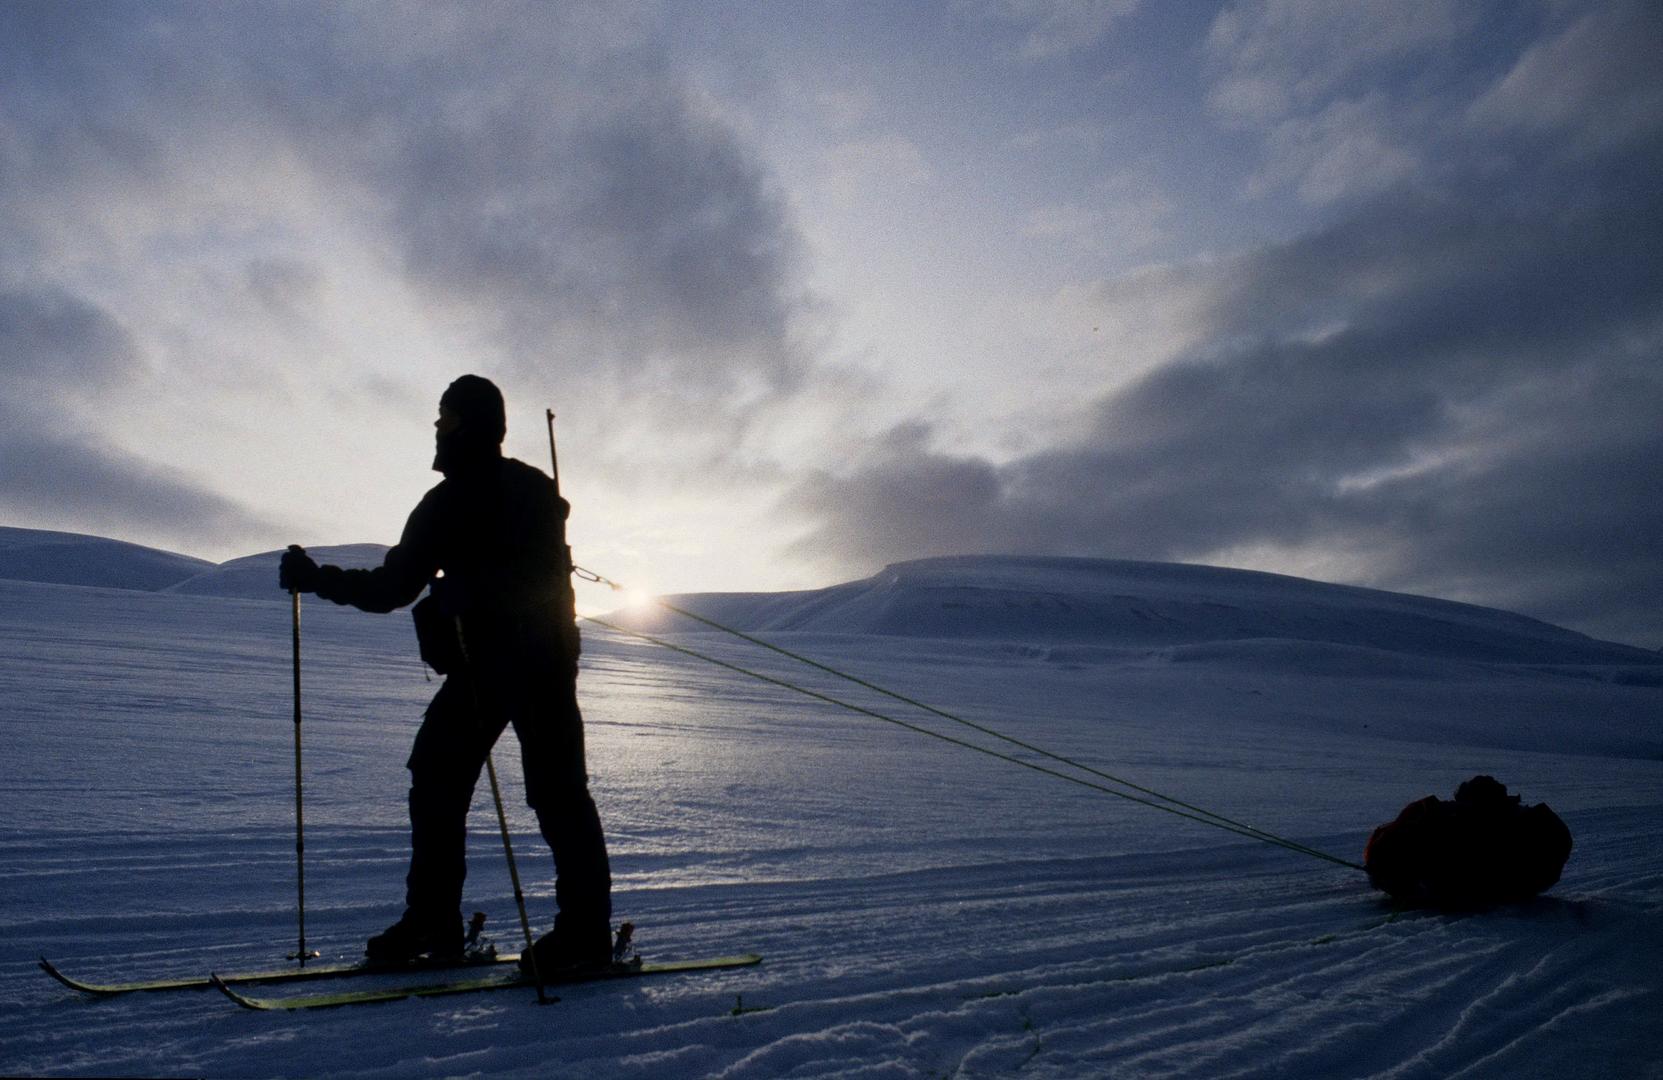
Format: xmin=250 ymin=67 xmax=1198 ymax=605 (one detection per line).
xmin=365 ymin=909 xmax=463 ymax=966
xmin=518 ymin=918 xmax=620 ymax=978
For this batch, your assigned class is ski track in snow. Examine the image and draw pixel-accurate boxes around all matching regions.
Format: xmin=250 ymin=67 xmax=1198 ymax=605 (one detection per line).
xmin=1 ymin=577 xmax=1660 ymax=1079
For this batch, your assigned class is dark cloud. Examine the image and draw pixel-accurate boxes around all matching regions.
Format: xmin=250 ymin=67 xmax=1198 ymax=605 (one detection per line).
xmin=0 ymin=2 xmax=818 ymax=447
xmin=374 ymin=63 xmax=806 ymax=394
xmin=787 ymin=3 xmax=1663 ymax=648
xmin=0 ymin=404 xmax=278 ymax=550
xmin=787 ymin=422 xmax=1005 ymax=563
xmin=0 ymin=287 xmax=276 ymax=549
xmin=0 ymin=287 xmax=132 ymax=385
xmin=5 ymin=0 xmax=1659 ymax=646
xmin=0 ymin=0 xmax=836 ymax=579
xmin=314 ymin=9 xmax=807 ymax=412
xmin=241 ymin=258 xmax=324 ymax=328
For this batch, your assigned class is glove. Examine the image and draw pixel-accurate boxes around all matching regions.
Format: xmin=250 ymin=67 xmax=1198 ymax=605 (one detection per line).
xmin=279 ymin=545 xmax=321 ymax=593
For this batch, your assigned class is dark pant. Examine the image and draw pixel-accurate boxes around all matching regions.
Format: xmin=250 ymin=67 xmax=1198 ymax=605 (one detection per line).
xmin=403 ymin=659 xmax=611 ymax=930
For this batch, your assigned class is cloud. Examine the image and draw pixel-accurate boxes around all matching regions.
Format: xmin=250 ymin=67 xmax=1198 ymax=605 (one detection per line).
xmin=0 ymin=287 xmax=132 ymax=386
xmin=786 ymin=3 xmax=1663 ymax=647
xmin=0 ymin=286 xmax=276 ymax=548
xmin=2 ymin=5 xmax=817 ymax=373
xmin=1466 ymin=0 xmax=1663 ymax=152
xmin=245 ymin=10 xmax=825 ymax=455
xmin=818 ymin=136 xmax=935 ymax=205
xmin=1210 ymin=0 xmax=1663 ymax=208
xmin=5 ymin=0 xmax=1659 ymax=650
xmin=1203 ymin=0 xmax=1497 ymax=205
xmin=0 ymin=403 xmax=278 ymax=551
xmin=792 ymin=195 xmax=1663 ymax=642
xmin=1204 ymin=0 xmax=1470 ymax=125
xmin=957 ymin=0 xmax=1143 ymax=60
xmin=1024 ymin=175 xmax=1172 ymax=253
xmin=358 ymin=45 xmax=810 ymax=398
xmin=0 ymin=0 xmax=840 ymax=527
xmin=786 ymin=423 xmax=1006 ymax=565
xmin=1247 ymin=93 xmax=1423 ymax=203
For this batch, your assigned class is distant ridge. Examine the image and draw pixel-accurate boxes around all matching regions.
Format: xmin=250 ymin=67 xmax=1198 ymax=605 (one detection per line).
xmin=605 ymin=554 xmax=1661 ymax=667
xmin=0 ymin=527 xmax=389 ymax=600
xmin=4 ymin=532 xmax=1656 ymax=666
xmin=167 ymin=544 xmax=390 ymax=599
xmin=0 ymin=527 xmax=212 ymax=592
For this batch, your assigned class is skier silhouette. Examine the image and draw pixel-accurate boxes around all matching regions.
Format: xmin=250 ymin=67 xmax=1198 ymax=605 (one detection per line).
xmin=280 ymin=375 xmax=612 ymax=972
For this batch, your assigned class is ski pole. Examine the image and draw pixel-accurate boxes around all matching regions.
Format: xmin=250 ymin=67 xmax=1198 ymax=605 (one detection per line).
xmin=288 ymin=588 xmax=314 ymax=965
xmin=454 ymin=617 xmax=549 ymax=1004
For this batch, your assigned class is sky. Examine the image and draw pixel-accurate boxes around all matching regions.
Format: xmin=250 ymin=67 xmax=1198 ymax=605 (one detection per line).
xmin=2 ymin=0 xmax=1660 ymax=648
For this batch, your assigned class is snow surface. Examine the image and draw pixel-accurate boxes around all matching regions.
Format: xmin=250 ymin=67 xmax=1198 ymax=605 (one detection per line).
xmin=2 ymin=548 xmax=1660 ymax=1079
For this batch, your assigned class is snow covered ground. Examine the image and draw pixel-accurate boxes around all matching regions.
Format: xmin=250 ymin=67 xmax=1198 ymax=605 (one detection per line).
xmin=2 ymin=548 xmax=1660 ymax=1078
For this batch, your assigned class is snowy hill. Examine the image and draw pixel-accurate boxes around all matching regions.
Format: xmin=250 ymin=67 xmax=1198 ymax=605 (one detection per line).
xmin=608 ymin=555 xmax=1660 ymax=667
xmin=7 ymin=532 xmax=1650 ymax=669
xmin=0 ymin=528 xmax=392 ymax=602
xmin=167 ymin=544 xmax=391 ymax=599
xmin=5 ymin=522 xmax=1646 ymax=674
xmin=0 ymin=526 xmax=212 ymax=591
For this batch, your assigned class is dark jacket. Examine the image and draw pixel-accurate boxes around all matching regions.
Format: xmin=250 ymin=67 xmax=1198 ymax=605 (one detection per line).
xmin=314 ymin=455 xmax=577 ymax=665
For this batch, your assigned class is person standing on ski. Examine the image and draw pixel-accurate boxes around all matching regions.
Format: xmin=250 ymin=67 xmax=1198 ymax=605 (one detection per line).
xmin=279 ymin=374 xmax=613 ymax=973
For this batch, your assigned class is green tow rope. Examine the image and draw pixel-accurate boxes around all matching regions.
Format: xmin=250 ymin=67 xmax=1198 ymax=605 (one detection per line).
xmin=577 ymin=568 xmax=1366 ymax=874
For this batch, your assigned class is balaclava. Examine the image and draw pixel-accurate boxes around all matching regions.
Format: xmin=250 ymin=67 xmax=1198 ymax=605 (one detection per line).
xmin=434 ymin=374 xmax=506 ymax=475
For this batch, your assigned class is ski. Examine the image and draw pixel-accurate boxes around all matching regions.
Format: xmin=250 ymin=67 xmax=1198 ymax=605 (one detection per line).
xmin=39 ymin=949 xmax=519 ymax=997
xmin=213 ymin=953 xmax=764 ymax=1010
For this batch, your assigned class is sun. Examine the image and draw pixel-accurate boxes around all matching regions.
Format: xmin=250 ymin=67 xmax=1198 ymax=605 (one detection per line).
xmin=622 ymin=587 xmax=656 ymax=612
xmin=575 ymin=578 xmax=658 ymax=620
